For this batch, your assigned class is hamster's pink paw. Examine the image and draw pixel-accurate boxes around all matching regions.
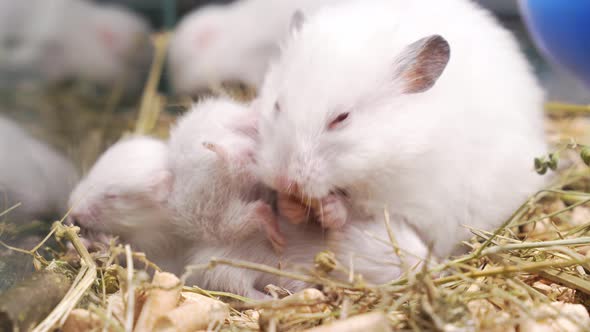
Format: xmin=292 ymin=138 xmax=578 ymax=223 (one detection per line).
xmin=253 ymin=201 xmax=287 ymax=253
xmin=317 ymin=195 xmax=348 ymax=229
xmin=277 ymin=193 xmax=310 ymax=225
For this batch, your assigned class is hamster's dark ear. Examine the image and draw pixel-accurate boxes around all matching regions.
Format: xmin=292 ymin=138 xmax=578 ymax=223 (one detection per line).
xmin=394 ymin=35 xmax=450 ymax=94
xmin=290 ymin=10 xmax=306 ymax=35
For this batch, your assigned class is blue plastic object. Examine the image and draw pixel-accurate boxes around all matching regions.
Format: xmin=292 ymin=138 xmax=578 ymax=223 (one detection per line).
xmin=519 ymin=1 xmax=590 ymax=88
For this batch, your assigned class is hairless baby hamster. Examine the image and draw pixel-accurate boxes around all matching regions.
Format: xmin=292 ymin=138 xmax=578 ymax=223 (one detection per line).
xmin=0 ymin=116 xmax=78 ymax=223
xmin=254 ymin=0 xmax=548 ymax=283
xmin=167 ymin=97 xmax=285 ymax=251
xmin=68 ymin=136 xmax=188 ymax=274
xmin=168 ymin=0 xmax=341 ymax=96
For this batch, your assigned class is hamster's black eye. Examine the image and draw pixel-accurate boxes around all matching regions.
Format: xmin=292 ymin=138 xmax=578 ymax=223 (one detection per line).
xmin=328 ymin=112 xmax=350 ymax=130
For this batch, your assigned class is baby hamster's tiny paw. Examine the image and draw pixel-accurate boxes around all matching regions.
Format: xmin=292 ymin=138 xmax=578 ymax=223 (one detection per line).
xmin=317 ymin=195 xmax=348 ymax=229
xmin=254 ymin=202 xmax=287 ymax=254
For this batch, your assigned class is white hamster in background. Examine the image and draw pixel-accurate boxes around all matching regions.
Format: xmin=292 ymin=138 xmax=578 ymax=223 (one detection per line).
xmin=255 ymin=0 xmax=547 ymax=283
xmin=67 ymin=136 xmax=188 ymax=275
xmin=0 ymin=0 xmax=45 ymax=79
xmin=0 ymin=116 xmax=78 ymax=223
xmin=167 ymin=97 xmax=285 ymax=251
xmin=168 ymin=0 xmax=341 ymax=96
xmin=0 ymin=0 xmax=152 ymax=91
xmin=41 ymin=1 xmax=153 ymax=90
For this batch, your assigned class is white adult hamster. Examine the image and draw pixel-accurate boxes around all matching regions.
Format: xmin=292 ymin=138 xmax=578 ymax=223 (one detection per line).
xmin=168 ymin=0 xmax=341 ymax=95
xmin=0 ymin=116 xmax=78 ymax=223
xmin=167 ymin=97 xmax=285 ymax=251
xmin=255 ymin=0 xmax=547 ymax=282
xmin=68 ymin=136 xmax=188 ymax=274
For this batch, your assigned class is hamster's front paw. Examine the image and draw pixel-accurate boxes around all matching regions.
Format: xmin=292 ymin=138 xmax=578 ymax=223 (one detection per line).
xmin=253 ymin=201 xmax=287 ymax=254
xmin=277 ymin=193 xmax=311 ymax=225
xmin=316 ymin=194 xmax=348 ymax=229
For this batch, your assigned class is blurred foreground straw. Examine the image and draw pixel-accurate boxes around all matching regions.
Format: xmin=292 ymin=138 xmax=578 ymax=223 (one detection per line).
xmin=0 ymin=270 xmax=71 ymax=332
xmin=546 ymin=102 xmax=590 ymax=114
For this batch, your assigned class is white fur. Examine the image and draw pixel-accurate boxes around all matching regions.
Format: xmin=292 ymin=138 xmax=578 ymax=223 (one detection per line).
xmin=68 ymin=136 xmax=187 ymax=274
xmin=69 ymin=113 xmax=330 ymax=296
xmin=168 ymin=0 xmax=341 ymax=95
xmin=255 ymin=0 xmax=548 ymax=282
xmin=0 ymin=116 xmax=78 ymax=222
xmin=184 ymin=221 xmax=328 ymax=299
xmin=167 ymin=97 xmax=271 ymax=243
xmin=166 ymin=97 xmax=333 ymax=297
xmin=50 ymin=2 xmax=153 ymax=89
xmin=0 ymin=0 xmax=152 ymax=90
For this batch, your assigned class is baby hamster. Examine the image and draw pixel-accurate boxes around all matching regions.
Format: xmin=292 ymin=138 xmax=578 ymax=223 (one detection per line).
xmin=67 ymin=136 xmax=187 ymax=274
xmin=184 ymin=219 xmax=329 ymax=299
xmin=167 ymin=97 xmax=285 ymax=251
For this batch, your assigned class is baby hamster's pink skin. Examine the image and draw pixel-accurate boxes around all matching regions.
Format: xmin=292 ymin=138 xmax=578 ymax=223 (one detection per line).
xmin=0 ymin=116 xmax=78 ymax=223
xmin=167 ymin=97 xmax=285 ymax=252
xmin=255 ymin=0 xmax=547 ymax=283
xmin=68 ymin=136 xmax=187 ymax=274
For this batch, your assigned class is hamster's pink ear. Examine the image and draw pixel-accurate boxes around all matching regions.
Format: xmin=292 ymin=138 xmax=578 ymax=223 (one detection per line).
xmin=149 ymin=170 xmax=173 ymax=202
xmin=203 ymin=142 xmax=228 ymax=162
xmin=394 ymin=35 xmax=450 ymax=94
xmin=290 ymin=10 xmax=306 ymax=35
xmin=203 ymin=142 xmax=255 ymax=167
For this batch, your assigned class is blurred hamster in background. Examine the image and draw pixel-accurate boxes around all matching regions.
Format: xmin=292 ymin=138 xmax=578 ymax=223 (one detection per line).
xmin=168 ymin=0 xmax=341 ymax=96
xmin=254 ymin=0 xmax=547 ymax=282
xmin=0 ymin=116 xmax=79 ymax=224
xmin=0 ymin=0 xmax=153 ymax=93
